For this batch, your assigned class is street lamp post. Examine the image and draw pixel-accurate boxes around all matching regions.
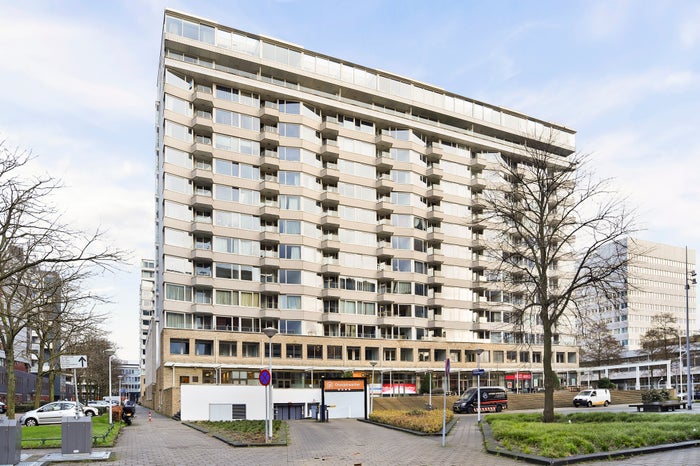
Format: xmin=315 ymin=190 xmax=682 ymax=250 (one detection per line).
xmin=428 ymin=370 xmax=433 ymax=408
xmin=118 ymin=375 xmax=123 ymax=403
xmin=108 ymin=355 xmax=115 ymax=424
xmin=685 ymin=247 xmax=697 ymax=410
xmin=370 ymin=361 xmax=377 ymax=413
xmin=263 ymin=327 xmax=278 ymax=442
xmin=476 ymin=349 xmax=484 ymax=423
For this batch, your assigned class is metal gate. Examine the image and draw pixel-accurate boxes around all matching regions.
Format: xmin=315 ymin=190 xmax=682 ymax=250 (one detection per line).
xmin=274 ymin=403 xmax=304 ymax=420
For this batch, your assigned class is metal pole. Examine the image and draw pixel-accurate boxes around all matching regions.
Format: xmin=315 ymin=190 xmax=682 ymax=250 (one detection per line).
xmin=441 ymin=373 xmax=446 ymax=447
xmin=268 ymin=337 xmax=273 ymax=439
xmin=108 ymin=355 xmax=113 ymax=424
xmin=429 ymin=371 xmax=432 ymax=407
xmin=477 ymin=357 xmax=482 ymax=423
xmin=685 ymin=247 xmax=693 ymax=409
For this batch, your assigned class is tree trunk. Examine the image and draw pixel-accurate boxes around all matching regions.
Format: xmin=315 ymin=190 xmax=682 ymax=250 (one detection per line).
xmin=542 ymin=316 xmax=555 ymax=422
xmin=6 ymin=347 xmax=17 ymax=417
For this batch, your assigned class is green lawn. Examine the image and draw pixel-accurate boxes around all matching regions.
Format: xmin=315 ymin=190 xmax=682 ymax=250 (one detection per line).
xmin=486 ymin=412 xmax=700 ymax=458
xmin=21 ymin=414 xmax=121 ymax=448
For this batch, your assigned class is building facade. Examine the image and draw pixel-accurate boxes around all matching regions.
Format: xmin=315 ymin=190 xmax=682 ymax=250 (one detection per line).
xmin=588 ymin=238 xmax=696 ymax=354
xmin=139 ymin=259 xmax=156 ymax=390
xmin=144 ymin=9 xmax=581 ymax=416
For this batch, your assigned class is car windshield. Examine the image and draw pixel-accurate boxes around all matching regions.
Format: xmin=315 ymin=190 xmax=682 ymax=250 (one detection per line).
xmin=459 ymin=388 xmax=477 ymax=399
xmin=579 ymin=390 xmax=592 ymax=396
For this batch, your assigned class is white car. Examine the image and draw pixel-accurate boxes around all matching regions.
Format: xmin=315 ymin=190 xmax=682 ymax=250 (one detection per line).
xmin=20 ymin=401 xmax=98 ymax=426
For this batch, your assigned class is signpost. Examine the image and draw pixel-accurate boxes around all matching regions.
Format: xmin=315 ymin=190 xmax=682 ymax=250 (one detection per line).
xmin=442 ymin=358 xmax=450 ymax=447
xmin=259 ymin=369 xmax=271 ymax=386
xmin=60 ymin=355 xmax=88 ymax=417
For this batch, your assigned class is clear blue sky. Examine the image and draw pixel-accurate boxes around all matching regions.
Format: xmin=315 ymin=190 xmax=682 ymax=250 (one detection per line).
xmin=1 ymin=0 xmax=698 ymax=360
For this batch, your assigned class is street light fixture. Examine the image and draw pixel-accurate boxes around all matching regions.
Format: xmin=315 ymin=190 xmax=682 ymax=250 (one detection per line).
xmin=685 ymin=246 xmax=697 ymax=410
xmin=369 ymin=361 xmax=377 ymax=413
xmin=476 ymin=349 xmax=484 ymax=423
xmin=263 ymin=327 xmax=278 ymax=442
xmin=108 ymin=355 xmax=116 ymax=424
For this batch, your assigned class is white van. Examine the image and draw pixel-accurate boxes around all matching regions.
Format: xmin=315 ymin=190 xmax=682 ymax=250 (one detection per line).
xmin=573 ymin=389 xmax=611 ymax=407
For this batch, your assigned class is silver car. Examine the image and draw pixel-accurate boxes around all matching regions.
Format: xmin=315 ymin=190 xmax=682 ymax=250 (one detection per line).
xmin=20 ymin=401 xmax=98 ymax=426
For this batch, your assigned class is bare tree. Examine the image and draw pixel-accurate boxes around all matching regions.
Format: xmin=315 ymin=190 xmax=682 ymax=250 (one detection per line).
xmin=579 ymin=319 xmax=624 ymax=367
xmin=65 ymin=334 xmax=121 ymax=402
xmin=29 ymin=266 xmax=108 ymax=407
xmin=483 ymin=135 xmax=637 ymax=422
xmin=640 ymin=313 xmax=679 ymax=362
xmin=0 ymin=142 xmax=128 ymax=416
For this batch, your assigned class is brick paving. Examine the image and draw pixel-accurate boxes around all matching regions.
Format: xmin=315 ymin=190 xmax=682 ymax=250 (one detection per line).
xmin=19 ymin=404 xmax=700 ymax=465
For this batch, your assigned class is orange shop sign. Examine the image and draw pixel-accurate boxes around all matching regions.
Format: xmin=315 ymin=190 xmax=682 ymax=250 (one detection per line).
xmin=324 ymin=379 xmax=365 ymax=392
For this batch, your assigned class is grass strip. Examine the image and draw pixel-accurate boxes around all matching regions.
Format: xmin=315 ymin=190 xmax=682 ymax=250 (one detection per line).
xmin=486 ymin=412 xmax=700 ymax=458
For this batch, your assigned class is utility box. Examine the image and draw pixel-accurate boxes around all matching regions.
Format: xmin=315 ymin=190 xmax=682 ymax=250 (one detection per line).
xmin=0 ymin=418 xmax=22 ymax=465
xmin=61 ymin=416 xmax=92 ymax=455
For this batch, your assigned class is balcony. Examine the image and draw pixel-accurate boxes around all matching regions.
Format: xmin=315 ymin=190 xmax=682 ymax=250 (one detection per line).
xmin=320 ymin=238 xmax=341 ymax=251
xmin=260 ymin=256 xmax=280 ymax=269
xmin=376 ymin=199 xmax=394 ymax=215
xmin=190 ymin=221 xmax=213 ymax=235
xmin=426 ymin=205 xmax=444 ymax=221
xmin=261 ymin=282 xmax=281 ymax=294
xmin=376 ymin=221 xmax=395 ymax=236
xmin=471 ymin=174 xmax=486 ymax=191
xmin=191 ymin=141 xmax=212 ymax=158
xmin=320 ymin=118 xmax=340 ymax=138
xmin=259 ymin=205 xmax=280 ymax=220
xmin=375 ymin=132 xmax=395 ymax=150
xmin=191 ymin=248 xmax=213 ymax=262
xmin=320 ymin=140 xmax=340 ymax=160
xmin=260 ymin=149 xmax=279 ymax=171
xmin=425 ymin=144 xmax=443 ymax=161
xmin=375 ymin=174 xmax=396 ymax=193
xmin=376 ymin=152 xmax=394 ymax=170
xmin=427 ymin=227 xmax=444 ymax=243
xmin=426 ymin=186 xmax=443 ymax=202
xmin=192 ymin=85 xmax=213 ymax=108
xmin=191 ymin=194 xmax=212 ymax=210
xmin=320 ymin=287 xmax=343 ymax=299
xmin=191 ymin=167 xmax=213 ymax=183
xmin=320 ymin=212 xmax=340 ymax=228
xmin=191 ymin=112 xmax=212 ymax=133
xmin=376 ymin=245 xmax=394 ymax=259
xmin=320 ymin=191 xmax=340 ymax=206
xmin=258 ymin=102 xmax=280 ymax=124
xmin=320 ymin=262 xmax=342 ymax=275
xmin=259 ymin=176 xmax=279 ymax=196
xmin=321 ymin=165 xmax=340 ymax=183
xmin=426 ymin=165 xmax=443 ymax=180
xmin=260 ymin=126 xmax=279 ymax=146
xmin=192 ymin=275 xmax=214 ymax=289
xmin=260 ymin=230 xmax=280 ymax=244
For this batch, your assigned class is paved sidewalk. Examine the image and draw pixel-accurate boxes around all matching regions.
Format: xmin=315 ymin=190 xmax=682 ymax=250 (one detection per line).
xmin=19 ymin=405 xmax=700 ymax=465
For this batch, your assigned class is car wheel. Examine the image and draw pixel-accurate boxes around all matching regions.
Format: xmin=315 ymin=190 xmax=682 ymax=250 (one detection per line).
xmin=85 ymin=411 xmax=94 ymax=417
xmin=573 ymin=402 xmax=578 ymax=407
xmin=495 ymin=404 xmax=503 ymax=412
xmin=24 ymin=418 xmax=38 ymax=427
xmin=587 ymin=401 xmax=592 ymax=407
xmin=604 ymin=400 xmax=610 ymax=407
xmin=467 ymin=405 xmax=475 ymax=414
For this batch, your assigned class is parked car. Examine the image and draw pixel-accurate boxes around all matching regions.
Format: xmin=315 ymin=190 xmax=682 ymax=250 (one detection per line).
xmin=573 ymin=389 xmax=611 ymax=407
xmin=20 ymin=401 xmax=99 ymax=426
xmin=88 ymin=400 xmax=111 ymax=414
xmin=0 ymin=401 xmax=6 ymax=414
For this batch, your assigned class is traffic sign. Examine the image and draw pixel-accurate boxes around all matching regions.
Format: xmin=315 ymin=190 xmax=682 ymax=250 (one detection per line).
xmin=60 ymin=355 xmax=88 ymax=369
xmin=472 ymin=368 xmax=485 ymax=376
xmin=259 ymin=369 xmax=271 ymax=386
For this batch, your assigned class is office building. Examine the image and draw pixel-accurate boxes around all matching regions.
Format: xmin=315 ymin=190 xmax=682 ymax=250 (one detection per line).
xmin=145 ymin=9 xmax=580 ymax=415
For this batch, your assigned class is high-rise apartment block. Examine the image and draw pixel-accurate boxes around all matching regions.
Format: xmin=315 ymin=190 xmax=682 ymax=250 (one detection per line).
xmin=138 ymin=259 xmax=155 ymax=396
xmin=144 ymin=10 xmax=580 ymax=415
xmin=589 ymin=239 xmax=696 ymax=354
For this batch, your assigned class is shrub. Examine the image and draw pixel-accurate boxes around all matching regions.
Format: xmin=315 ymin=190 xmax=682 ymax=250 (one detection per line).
xmin=369 ymin=409 xmax=453 ymax=433
xmin=641 ymin=389 xmax=671 ymax=403
xmin=597 ymin=378 xmax=615 ymax=389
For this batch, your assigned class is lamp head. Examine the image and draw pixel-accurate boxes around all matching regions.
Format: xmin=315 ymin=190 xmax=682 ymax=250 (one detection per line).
xmin=370 ymin=361 xmax=377 ymax=367
xmin=262 ymin=327 xmax=278 ymax=339
xmin=476 ymin=348 xmax=484 ymax=356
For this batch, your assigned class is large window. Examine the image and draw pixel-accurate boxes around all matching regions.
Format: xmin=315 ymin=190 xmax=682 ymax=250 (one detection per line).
xmin=286 ymin=344 xmax=303 ymax=359
xmin=170 ymin=339 xmax=190 ymax=355
xmin=279 ymin=270 xmax=301 ymax=284
xmin=195 ymin=340 xmax=213 ymax=356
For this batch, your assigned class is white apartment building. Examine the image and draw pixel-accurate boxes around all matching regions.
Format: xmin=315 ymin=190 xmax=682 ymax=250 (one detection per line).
xmin=596 ymin=239 xmax=697 ymax=354
xmin=138 ymin=259 xmax=155 ymax=389
xmin=144 ymin=9 xmax=581 ymax=416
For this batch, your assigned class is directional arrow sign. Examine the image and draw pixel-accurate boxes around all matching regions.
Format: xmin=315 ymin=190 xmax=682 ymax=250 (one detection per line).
xmin=60 ymin=355 xmax=88 ymax=369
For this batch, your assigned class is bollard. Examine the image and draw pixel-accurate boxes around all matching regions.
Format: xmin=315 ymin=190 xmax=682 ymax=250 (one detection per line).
xmin=148 ymin=411 xmax=152 ymax=422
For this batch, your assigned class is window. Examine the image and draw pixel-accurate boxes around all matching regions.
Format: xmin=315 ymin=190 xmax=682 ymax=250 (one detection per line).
xmin=286 ymin=344 xmax=302 ymax=359
xmin=493 ymin=351 xmax=504 ymax=363
xmin=194 ymin=340 xmax=213 ymax=356
xmin=279 ymin=220 xmax=301 ymax=234
xmin=242 ymin=342 xmax=260 ymax=357
xmin=383 ymin=348 xmax=396 ymax=361
xmin=279 ymin=320 xmax=301 ymax=334
xmin=279 ymin=270 xmax=302 ymax=284
xmin=279 ymin=244 xmax=301 ymax=259
xmin=556 ymin=352 xmax=565 ymax=363
xmin=170 ymin=339 xmax=189 ymax=355
xmin=307 ymin=345 xmax=323 ymax=359
xmin=179 ymin=376 xmax=190 ymax=384
xmin=327 ymin=345 xmax=342 ymax=360
xmin=165 ymin=284 xmax=192 ymax=301
xmin=532 ymin=352 xmax=542 ymax=363
xmin=219 ymin=341 xmax=237 ymax=357
xmin=279 ymin=171 xmax=301 ymax=186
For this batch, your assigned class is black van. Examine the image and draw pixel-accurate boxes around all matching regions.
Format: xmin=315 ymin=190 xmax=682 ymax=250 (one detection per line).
xmin=452 ymin=387 xmax=508 ymax=413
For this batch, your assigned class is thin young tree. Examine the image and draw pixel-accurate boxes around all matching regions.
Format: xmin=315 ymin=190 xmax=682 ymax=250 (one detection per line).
xmin=483 ymin=134 xmax=637 ymax=422
xmin=0 ymin=141 xmax=128 ymax=416
xmin=579 ymin=319 xmax=624 ymax=367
